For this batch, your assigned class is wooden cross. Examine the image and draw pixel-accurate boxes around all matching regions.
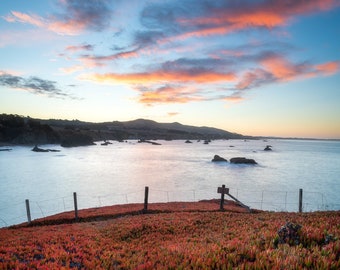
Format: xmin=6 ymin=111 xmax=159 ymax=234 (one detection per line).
xmin=217 ymin=185 xmax=251 ymax=212
xmin=217 ymin=185 xmax=228 ymax=210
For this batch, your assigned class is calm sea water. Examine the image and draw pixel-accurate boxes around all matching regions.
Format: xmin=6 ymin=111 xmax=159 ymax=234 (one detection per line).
xmin=1 ymin=139 xmax=340 ymax=227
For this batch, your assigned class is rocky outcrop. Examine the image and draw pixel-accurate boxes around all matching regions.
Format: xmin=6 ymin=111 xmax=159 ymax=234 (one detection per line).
xmin=264 ymin=145 xmax=272 ymax=151
xmin=137 ymin=139 xmax=161 ymax=145
xmin=101 ymin=140 xmax=112 ymax=145
xmin=212 ymin=155 xmax=228 ymax=162
xmin=32 ymin=145 xmax=60 ymax=152
xmin=230 ymin=157 xmax=257 ymax=164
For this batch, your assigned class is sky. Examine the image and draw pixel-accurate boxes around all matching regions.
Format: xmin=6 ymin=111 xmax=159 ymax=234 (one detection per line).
xmin=0 ymin=0 xmax=339 ymax=139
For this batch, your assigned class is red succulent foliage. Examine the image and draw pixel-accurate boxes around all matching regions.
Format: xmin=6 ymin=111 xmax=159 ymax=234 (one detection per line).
xmin=0 ymin=201 xmax=339 ymax=269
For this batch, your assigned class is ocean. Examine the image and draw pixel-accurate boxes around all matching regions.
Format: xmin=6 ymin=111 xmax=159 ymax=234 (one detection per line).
xmin=1 ymin=139 xmax=339 ymax=227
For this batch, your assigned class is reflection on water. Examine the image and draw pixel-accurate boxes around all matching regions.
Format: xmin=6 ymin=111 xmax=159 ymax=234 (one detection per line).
xmin=1 ymin=139 xmax=340 ymax=226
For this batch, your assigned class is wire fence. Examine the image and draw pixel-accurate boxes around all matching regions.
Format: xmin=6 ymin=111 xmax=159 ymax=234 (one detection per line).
xmin=1 ymin=186 xmax=339 ymax=228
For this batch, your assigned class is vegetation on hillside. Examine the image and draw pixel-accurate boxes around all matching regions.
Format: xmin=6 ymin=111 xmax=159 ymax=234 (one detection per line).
xmin=0 ymin=114 xmax=244 ymax=145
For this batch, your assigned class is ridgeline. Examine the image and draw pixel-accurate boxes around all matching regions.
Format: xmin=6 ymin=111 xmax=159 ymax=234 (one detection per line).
xmin=0 ymin=114 xmax=245 ymax=146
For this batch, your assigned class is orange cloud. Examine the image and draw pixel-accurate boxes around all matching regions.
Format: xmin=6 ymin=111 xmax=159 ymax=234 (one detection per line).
xmin=315 ymin=61 xmax=339 ymax=75
xmin=138 ymin=85 xmax=202 ymax=105
xmin=167 ymin=112 xmax=179 ymax=117
xmin=176 ymin=0 xmax=338 ymax=39
xmin=260 ymin=56 xmax=299 ymax=81
xmin=83 ymin=71 xmax=236 ymax=85
xmin=223 ymin=95 xmax=244 ymax=103
xmin=4 ymin=11 xmax=85 ymax=35
xmin=260 ymin=56 xmax=340 ymax=82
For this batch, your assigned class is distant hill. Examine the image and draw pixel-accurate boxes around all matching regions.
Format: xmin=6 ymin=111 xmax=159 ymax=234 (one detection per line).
xmin=0 ymin=114 xmax=245 ymax=146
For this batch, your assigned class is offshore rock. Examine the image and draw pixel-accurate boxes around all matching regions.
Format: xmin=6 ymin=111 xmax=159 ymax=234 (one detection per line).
xmin=32 ymin=145 xmax=60 ymax=152
xmin=264 ymin=145 xmax=272 ymax=151
xmin=212 ymin=155 xmax=228 ymax=162
xmin=230 ymin=157 xmax=257 ymax=164
xmin=32 ymin=145 xmax=49 ymax=152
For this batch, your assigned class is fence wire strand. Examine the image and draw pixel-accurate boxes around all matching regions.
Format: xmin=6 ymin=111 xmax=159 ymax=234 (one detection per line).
xmin=1 ymin=187 xmax=339 ymax=228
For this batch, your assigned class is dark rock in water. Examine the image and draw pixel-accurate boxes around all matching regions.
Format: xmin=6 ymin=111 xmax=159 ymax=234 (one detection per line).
xmin=32 ymin=145 xmax=60 ymax=152
xmin=0 ymin=148 xmax=12 ymax=151
xmin=101 ymin=140 xmax=112 ymax=146
xmin=264 ymin=145 xmax=272 ymax=151
xmin=212 ymin=155 xmax=228 ymax=162
xmin=185 ymin=140 xmax=193 ymax=143
xmin=138 ymin=139 xmax=161 ymax=145
xmin=32 ymin=145 xmax=49 ymax=152
xmin=61 ymin=134 xmax=95 ymax=147
xmin=230 ymin=157 xmax=257 ymax=164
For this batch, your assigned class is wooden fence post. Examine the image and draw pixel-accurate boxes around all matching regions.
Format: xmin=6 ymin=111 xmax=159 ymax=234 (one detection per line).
xmin=73 ymin=192 xmax=78 ymax=220
xmin=144 ymin=186 xmax=149 ymax=212
xmin=220 ymin=185 xmax=226 ymax=210
xmin=25 ymin=199 xmax=31 ymax=224
xmin=299 ymin=189 xmax=303 ymax=213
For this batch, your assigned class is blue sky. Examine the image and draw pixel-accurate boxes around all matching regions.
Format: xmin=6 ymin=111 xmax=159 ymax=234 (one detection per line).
xmin=0 ymin=0 xmax=339 ymax=138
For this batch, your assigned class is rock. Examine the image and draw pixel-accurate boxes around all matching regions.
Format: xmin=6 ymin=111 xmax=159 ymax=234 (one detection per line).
xmin=101 ymin=140 xmax=112 ymax=146
xmin=185 ymin=140 xmax=193 ymax=143
xmin=0 ymin=148 xmax=12 ymax=151
xmin=264 ymin=145 xmax=272 ymax=151
xmin=230 ymin=157 xmax=257 ymax=164
xmin=32 ymin=145 xmax=49 ymax=152
xmin=137 ymin=139 xmax=161 ymax=145
xmin=277 ymin=222 xmax=302 ymax=246
xmin=32 ymin=145 xmax=61 ymax=152
xmin=212 ymin=155 xmax=228 ymax=162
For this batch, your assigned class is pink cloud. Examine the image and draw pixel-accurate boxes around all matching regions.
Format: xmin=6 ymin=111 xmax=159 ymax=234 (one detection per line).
xmin=83 ymin=70 xmax=236 ymax=85
xmin=138 ymin=85 xmax=203 ymax=105
xmin=4 ymin=11 xmax=45 ymax=27
xmin=315 ymin=61 xmax=340 ymax=75
xmin=59 ymin=65 xmax=84 ymax=74
xmin=176 ymin=0 xmax=339 ymax=39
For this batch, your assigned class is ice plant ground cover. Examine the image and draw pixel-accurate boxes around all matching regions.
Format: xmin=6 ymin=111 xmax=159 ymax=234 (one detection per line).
xmin=0 ymin=201 xmax=339 ymax=269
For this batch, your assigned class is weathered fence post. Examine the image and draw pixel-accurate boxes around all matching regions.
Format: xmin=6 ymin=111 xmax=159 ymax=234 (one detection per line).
xmin=73 ymin=192 xmax=78 ymax=220
xmin=220 ymin=185 xmax=226 ymax=210
xmin=299 ymin=189 xmax=303 ymax=213
xmin=25 ymin=199 xmax=31 ymax=224
xmin=144 ymin=186 xmax=149 ymax=212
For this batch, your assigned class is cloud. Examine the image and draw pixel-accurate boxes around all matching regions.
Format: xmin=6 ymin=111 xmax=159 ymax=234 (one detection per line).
xmin=0 ymin=71 xmax=74 ymax=99
xmin=140 ymin=0 xmax=339 ymax=41
xmin=234 ymin=55 xmax=340 ymax=91
xmin=59 ymin=65 xmax=85 ymax=74
xmin=83 ymin=69 xmax=236 ymax=85
xmin=137 ymin=85 xmax=203 ymax=105
xmin=167 ymin=112 xmax=179 ymax=117
xmin=65 ymin=43 xmax=94 ymax=52
xmin=236 ymin=69 xmax=274 ymax=90
xmin=315 ymin=61 xmax=340 ymax=76
xmin=3 ymin=11 xmax=45 ymax=27
xmin=4 ymin=0 xmax=113 ymax=35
